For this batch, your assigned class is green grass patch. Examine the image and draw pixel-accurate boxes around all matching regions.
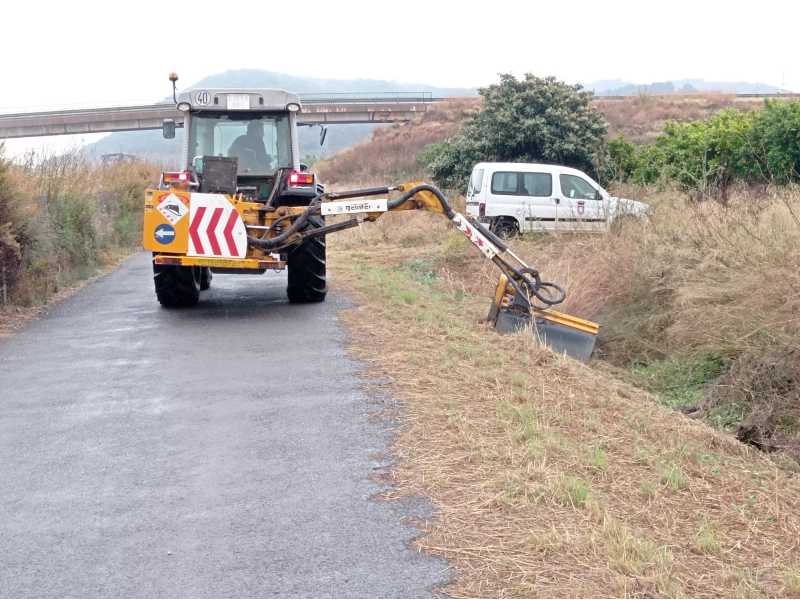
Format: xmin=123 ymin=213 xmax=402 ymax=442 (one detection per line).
xmin=694 ymin=520 xmax=721 ymax=555
xmin=658 ymin=462 xmax=689 ymax=492
xmin=553 ymin=475 xmax=590 ymax=508
xmin=588 ymin=446 xmax=608 ymax=473
xmin=631 ymin=353 xmax=726 ymax=410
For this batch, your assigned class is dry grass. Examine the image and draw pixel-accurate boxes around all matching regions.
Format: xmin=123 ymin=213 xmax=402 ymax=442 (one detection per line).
xmin=326 ymin=185 xmax=800 ymax=597
xmin=0 ymin=150 xmax=159 ymax=306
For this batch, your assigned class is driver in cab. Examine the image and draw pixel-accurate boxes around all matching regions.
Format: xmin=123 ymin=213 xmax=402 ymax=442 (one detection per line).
xmin=228 ymin=121 xmax=271 ymax=172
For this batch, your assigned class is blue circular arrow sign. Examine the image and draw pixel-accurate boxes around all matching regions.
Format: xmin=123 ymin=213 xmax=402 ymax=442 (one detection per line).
xmin=154 ymin=223 xmax=176 ymax=245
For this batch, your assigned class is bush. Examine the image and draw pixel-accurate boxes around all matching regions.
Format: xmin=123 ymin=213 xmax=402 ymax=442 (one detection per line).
xmin=49 ymin=194 xmax=98 ymax=268
xmin=624 ymin=100 xmax=800 ymax=195
xmin=0 ymin=147 xmax=159 ymax=305
xmin=597 ymin=137 xmax=639 ymax=184
xmin=0 ymin=151 xmax=24 ymax=296
xmin=426 ymin=74 xmax=607 ymax=190
xmin=750 ymin=100 xmax=800 ymax=184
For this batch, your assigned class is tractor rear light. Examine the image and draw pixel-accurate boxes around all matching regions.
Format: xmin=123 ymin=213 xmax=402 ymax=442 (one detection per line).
xmin=288 ymin=171 xmax=314 ymax=186
xmin=479 ymin=202 xmax=486 ymax=218
xmin=162 ymin=171 xmax=192 ymax=188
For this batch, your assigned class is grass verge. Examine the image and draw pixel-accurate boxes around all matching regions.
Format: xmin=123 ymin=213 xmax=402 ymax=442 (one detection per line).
xmin=328 ymin=210 xmax=800 ymax=597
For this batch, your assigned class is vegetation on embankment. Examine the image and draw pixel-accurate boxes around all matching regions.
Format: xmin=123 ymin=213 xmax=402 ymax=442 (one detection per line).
xmin=328 ymin=205 xmax=800 ymax=597
xmin=0 ymin=148 xmax=159 ymax=311
xmin=603 ymin=100 xmax=800 ymax=197
xmin=319 ymin=75 xmax=800 ymax=198
xmin=320 ymin=73 xmax=800 ymax=458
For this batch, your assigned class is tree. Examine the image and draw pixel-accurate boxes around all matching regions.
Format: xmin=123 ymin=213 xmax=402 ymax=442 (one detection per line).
xmin=426 ymin=74 xmax=608 ymax=190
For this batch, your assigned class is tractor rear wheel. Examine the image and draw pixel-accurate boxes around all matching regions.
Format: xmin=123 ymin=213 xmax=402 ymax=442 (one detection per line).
xmin=153 ymin=264 xmax=201 ymax=308
xmin=199 ymin=267 xmax=212 ymax=291
xmin=287 ymin=215 xmax=327 ymax=303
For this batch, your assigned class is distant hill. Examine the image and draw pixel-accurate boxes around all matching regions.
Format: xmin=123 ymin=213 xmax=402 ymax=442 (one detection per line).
xmin=584 ymin=78 xmax=786 ymax=96
xmin=188 ymin=69 xmax=474 ymax=97
xmin=87 ymin=69 xmax=476 ymax=166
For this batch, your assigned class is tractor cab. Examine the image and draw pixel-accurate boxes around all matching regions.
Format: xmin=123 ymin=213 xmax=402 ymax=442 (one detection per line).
xmin=163 ymin=88 xmax=316 ymax=205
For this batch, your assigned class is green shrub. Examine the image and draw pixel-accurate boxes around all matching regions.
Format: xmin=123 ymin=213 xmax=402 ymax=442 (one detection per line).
xmin=426 ymin=74 xmax=607 ymax=190
xmin=597 ymin=136 xmax=639 ymax=184
xmin=49 ymin=193 xmax=98 ymax=268
xmin=626 ymin=100 xmax=800 ymax=193
xmin=750 ymin=100 xmax=800 ymax=183
xmin=0 ymin=147 xmax=158 ymax=305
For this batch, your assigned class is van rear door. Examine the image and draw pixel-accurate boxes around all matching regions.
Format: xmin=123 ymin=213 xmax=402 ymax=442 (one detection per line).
xmin=466 ymin=167 xmax=485 ymax=219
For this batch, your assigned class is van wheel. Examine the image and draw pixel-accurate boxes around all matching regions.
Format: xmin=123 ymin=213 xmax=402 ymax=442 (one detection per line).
xmin=491 ymin=218 xmax=519 ymax=240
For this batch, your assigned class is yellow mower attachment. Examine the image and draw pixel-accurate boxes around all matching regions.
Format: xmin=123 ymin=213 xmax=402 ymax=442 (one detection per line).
xmin=488 ymin=274 xmax=599 ymax=362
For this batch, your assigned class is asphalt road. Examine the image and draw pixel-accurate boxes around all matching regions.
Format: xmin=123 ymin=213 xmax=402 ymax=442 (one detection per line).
xmin=0 ymin=253 xmax=447 ymax=597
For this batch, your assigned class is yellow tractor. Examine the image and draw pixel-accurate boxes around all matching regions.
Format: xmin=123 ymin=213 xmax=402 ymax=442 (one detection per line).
xmin=142 ymin=81 xmax=599 ymax=361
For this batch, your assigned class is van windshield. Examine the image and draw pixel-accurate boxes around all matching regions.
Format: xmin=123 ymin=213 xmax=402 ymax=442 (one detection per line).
xmin=188 ymin=113 xmax=292 ymax=175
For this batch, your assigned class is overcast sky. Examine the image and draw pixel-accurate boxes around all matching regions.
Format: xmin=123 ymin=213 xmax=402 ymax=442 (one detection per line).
xmin=2 ymin=0 xmax=798 ymax=154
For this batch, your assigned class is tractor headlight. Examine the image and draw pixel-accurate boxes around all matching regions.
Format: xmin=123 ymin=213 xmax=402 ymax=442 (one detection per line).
xmin=176 ymin=102 xmax=191 ymax=112
xmin=286 ymin=102 xmax=301 ymax=112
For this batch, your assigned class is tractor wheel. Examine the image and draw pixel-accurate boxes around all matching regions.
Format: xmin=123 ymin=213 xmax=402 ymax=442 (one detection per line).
xmin=153 ymin=264 xmax=201 ymax=308
xmin=199 ymin=267 xmax=212 ymax=291
xmin=287 ymin=215 xmax=327 ymax=303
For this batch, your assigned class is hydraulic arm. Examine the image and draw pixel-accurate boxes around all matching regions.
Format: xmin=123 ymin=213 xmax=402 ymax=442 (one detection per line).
xmin=248 ymin=181 xmax=599 ymax=361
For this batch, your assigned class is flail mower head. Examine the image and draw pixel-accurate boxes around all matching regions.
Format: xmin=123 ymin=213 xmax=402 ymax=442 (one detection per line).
xmin=487 ymin=274 xmax=599 ymax=362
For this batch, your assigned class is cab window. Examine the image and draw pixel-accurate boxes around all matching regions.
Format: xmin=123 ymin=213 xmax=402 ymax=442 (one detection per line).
xmin=559 ymin=174 xmax=600 ymax=200
xmin=491 ymin=171 xmax=552 ymax=196
xmin=188 ymin=113 xmax=291 ymax=175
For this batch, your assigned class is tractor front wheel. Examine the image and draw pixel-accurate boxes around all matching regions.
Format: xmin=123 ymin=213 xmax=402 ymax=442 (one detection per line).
xmin=153 ymin=264 xmax=201 ymax=308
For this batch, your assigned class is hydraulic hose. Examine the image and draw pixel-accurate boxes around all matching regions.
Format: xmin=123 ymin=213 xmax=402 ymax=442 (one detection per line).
xmin=247 ymin=196 xmax=321 ymax=250
xmin=387 ymin=184 xmax=456 ymax=219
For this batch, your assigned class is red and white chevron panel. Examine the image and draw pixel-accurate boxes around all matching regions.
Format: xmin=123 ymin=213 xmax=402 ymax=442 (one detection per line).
xmin=187 ymin=193 xmax=247 ymax=258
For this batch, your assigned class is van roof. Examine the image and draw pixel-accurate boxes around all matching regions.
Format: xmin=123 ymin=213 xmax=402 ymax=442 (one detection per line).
xmin=472 ymin=162 xmax=587 ymax=176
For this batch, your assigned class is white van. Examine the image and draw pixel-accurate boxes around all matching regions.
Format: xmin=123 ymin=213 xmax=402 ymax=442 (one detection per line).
xmin=465 ymin=162 xmax=649 ymax=237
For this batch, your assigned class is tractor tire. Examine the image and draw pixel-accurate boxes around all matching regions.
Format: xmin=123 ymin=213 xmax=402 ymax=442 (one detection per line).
xmin=153 ymin=264 xmax=201 ymax=308
xmin=287 ymin=215 xmax=327 ymax=303
xmin=199 ymin=267 xmax=212 ymax=291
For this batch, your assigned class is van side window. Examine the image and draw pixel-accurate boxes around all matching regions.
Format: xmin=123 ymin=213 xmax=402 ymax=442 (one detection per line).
xmin=470 ymin=168 xmax=484 ymax=193
xmin=559 ymin=174 xmax=599 ymax=200
xmin=522 ymin=173 xmax=552 ymax=196
xmin=491 ymin=171 xmax=552 ymax=196
xmin=491 ymin=172 xmax=518 ymax=194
